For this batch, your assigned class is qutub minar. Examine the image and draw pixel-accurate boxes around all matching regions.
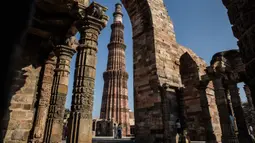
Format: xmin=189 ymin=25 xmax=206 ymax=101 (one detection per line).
xmin=99 ymin=3 xmax=130 ymax=136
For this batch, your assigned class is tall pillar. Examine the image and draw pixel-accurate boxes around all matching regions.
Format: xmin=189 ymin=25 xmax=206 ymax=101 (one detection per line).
xmin=243 ymin=84 xmax=255 ymax=134
xmin=198 ymin=83 xmax=217 ymax=143
xmin=228 ymin=83 xmax=252 ymax=142
xmin=213 ymin=77 xmax=239 ymax=143
xmin=67 ymin=3 xmax=108 ymax=143
xmin=244 ymin=85 xmax=254 ymax=109
xmin=31 ymin=53 xmax=57 ymax=142
xmin=225 ymin=90 xmax=238 ymax=135
xmin=43 ymin=36 xmax=77 ymax=143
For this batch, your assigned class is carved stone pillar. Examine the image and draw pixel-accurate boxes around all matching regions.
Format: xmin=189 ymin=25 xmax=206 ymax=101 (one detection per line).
xmin=243 ymin=84 xmax=255 ymax=135
xmin=244 ymin=85 xmax=254 ymax=109
xmin=67 ymin=3 xmax=108 ymax=143
xmin=31 ymin=53 xmax=57 ymax=142
xmin=228 ymin=83 xmax=252 ymax=142
xmin=43 ymin=37 xmax=77 ymax=143
xmin=212 ymin=77 xmax=239 ymax=143
xmin=226 ymin=90 xmax=238 ymax=135
xmin=198 ymin=83 xmax=217 ymax=143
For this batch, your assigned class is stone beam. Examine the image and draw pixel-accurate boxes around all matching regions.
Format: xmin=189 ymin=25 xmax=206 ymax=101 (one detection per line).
xmin=27 ymin=27 xmax=52 ymax=39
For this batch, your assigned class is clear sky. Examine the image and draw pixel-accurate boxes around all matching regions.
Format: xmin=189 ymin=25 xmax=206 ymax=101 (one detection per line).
xmin=65 ymin=0 xmax=247 ymax=118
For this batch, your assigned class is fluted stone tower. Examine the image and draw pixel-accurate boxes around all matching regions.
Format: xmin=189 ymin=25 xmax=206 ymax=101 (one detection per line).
xmin=100 ymin=3 xmax=130 ymax=136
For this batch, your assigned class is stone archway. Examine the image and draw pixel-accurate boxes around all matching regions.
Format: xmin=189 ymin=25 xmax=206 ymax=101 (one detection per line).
xmin=119 ymin=0 xmax=178 ymax=142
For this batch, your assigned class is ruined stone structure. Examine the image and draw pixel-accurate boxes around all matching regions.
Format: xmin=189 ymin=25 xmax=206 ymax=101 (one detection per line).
xmin=2 ymin=1 xmax=109 ymax=143
xmin=92 ymin=119 xmax=114 ymax=137
xmin=92 ymin=110 xmax=135 ymax=138
xmin=201 ymin=49 xmax=253 ymax=143
xmin=222 ymin=0 xmax=255 ymax=107
xmin=2 ymin=0 xmax=255 ymax=143
xmin=99 ymin=3 xmax=130 ymax=137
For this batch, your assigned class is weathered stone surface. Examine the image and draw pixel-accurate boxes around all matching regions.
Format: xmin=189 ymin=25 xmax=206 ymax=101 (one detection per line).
xmin=222 ymin=0 xmax=255 ymax=107
xmin=3 ymin=45 xmax=41 ymax=143
xmin=30 ymin=54 xmax=57 ymax=142
xmin=44 ymin=43 xmax=76 ymax=143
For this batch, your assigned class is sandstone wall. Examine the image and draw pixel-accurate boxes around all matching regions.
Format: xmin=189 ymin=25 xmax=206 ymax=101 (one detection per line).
xmin=2 ymin=43 xmax=42 ymax=143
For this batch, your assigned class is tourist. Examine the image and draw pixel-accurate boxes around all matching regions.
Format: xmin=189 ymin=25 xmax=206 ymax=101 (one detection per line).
xmin=176 ymin=119 xmax=181 ymax=135
xmin=117 ymin=123 xmax=122 ymax=139
xmin=113 ymin=123 xmax=117 ymax=139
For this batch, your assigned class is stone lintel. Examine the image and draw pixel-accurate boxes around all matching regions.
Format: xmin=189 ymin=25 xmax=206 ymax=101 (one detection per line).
xmin=27 ymin=27 xmax=51 ymax=39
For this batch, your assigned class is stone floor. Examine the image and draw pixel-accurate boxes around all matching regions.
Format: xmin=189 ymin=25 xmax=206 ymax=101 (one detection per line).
xmin=62 ymin=137 xmax=135 ymax=143
xmin=62 ymin=138 xmax=205 ymax=143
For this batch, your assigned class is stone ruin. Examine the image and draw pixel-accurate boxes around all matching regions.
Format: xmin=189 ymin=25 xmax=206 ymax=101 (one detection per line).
xmin=1 ymin=0 xmax=254 ymax=143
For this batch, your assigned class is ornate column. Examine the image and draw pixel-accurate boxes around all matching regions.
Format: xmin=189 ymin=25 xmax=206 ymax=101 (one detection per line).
xmin=43 ymin=36 xmax=77 ymax=143
xmin=31 ymin=52 xmax=57 ymax=142
xmin=228 ymin=82 xmax=252 ymax=142
xmin=212 ymin=76 xmax=239 ymax=143
xmin=67 ymin=2 xmax=108 ymax=143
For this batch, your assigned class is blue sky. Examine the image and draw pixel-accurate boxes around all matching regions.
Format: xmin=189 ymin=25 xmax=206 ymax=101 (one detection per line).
xmin=65 ymin=0 xmax=246 ymax=118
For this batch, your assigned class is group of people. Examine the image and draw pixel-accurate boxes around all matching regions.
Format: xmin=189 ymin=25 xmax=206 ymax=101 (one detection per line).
xmin=113 ymin=123 xmax=122 ymax=139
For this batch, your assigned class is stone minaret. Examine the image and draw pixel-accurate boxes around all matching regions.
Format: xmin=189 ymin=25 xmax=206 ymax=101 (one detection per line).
xmin=100 ymin=3 xmax=130 ymax=136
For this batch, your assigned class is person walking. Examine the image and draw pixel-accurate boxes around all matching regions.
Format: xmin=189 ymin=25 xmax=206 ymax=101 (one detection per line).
xmin=117 ymin=123 xmax=122 ymax=139
xmin=113 ymin=123 xmax=117 ymax=139
xmin=176 ymin=119 xmax=181 ymax=135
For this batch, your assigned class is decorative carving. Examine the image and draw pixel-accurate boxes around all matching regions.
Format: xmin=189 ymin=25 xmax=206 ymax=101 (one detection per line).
xmin=43 ymin=38 xmax=76 ymax=143
xmin=65 ymin=36 xmax=79 ymax=50
xmin=67 ymin=2 xmax=109 ymax=143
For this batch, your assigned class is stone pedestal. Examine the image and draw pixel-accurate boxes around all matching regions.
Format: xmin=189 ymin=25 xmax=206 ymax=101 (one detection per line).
xmin=43 ymin=44 xmax=76 ymax=143
xmin=67 ymin=3 xmax=108 ymax=143
xmin=31 ymin=53 xmax=57 ymax=142
xmin=213 ymin=78 xmax=239 ymax=143
xmin=228 ymin=83 xmax=252 ymax=142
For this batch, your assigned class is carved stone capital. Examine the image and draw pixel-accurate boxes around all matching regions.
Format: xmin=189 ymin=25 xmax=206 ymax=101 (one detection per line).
xmin=65 ymin=36 xmax=79 ymax=50
xmin=76 ymin=2 xmax=109 ymax=32
xmin=56 ymin=45 xmax=76 ymax=58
